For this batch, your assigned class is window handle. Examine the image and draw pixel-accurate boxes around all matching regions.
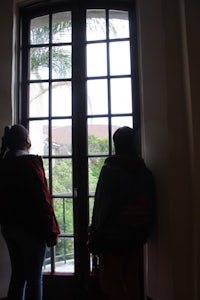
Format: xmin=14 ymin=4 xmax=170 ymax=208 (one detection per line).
xmin=74 ymin=188 xmax=78 ymax=199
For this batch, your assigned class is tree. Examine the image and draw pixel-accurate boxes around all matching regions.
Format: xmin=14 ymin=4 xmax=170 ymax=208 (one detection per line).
xmin=30 ymin=18 xmax=72 ymax=79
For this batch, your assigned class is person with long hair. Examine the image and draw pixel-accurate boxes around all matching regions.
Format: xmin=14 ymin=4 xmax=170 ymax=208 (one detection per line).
xmin=0 ymin=124 xmax=60 ymax=300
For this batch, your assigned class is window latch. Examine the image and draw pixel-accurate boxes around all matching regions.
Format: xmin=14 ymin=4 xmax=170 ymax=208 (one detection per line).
xmin=74 ymin=188 xmax=78 ymax=199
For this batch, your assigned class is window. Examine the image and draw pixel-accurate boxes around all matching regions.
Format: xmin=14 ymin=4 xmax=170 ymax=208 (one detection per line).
xmin=20 ymin=2 xmax=140 ymax=276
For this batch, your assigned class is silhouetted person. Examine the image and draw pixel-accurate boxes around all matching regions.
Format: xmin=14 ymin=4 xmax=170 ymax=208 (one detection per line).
xmin=88 ymin=126 xmax=155 ymax=300
xmin=0 ymin=124 xmax=60 ymax=300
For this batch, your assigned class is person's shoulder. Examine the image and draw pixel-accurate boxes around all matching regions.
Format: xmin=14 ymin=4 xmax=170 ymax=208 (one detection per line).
xmin=27 ymin=154 xmax=42 ymax=161
xmin=18 ymin=154 xmax=43 ymax=167
xmin=104 ymin=155 xmax=120 ymax=167
xmin=26 ymin=154 xmax=43 ymax=162
xmin=20 ymin=156 xmax=45 ymax=178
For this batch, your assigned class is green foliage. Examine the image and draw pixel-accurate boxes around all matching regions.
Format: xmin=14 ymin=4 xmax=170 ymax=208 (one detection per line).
xmin=52 ymin=158 xmax=72 ymax=194
xmin=52 ymin=47 xmax=71 ymax=78
xmin=31 ymin=25 xmax=49 ymax=44
xmin=88 ymin=134 xmax=108 ymax=154
xmin=54 ymin=198 xmax=73 ymax=234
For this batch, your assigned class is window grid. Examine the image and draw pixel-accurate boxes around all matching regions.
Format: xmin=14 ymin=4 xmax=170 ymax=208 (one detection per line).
xmin=20 ymin=4 xmax=140 ymax=276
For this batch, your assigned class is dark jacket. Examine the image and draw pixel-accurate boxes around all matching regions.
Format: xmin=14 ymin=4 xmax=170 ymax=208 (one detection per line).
xmin=89 ymin=154 xmax=155 ymax=253
xmin=0 ymin=153 xmax=60 ymax=246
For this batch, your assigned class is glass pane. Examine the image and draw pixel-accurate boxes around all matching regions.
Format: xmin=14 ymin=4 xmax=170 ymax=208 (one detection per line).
xmin=29 ymin=120 xmax=48 ymax=156
xmin=88 ymin=118 xmax=109 ymax=155
xmin=52 ymin=81 xmax=72 ymax=117
xmin=43 ymin=247 xmax=51 ymax=272
xmin=112 ymin=117 xmax=133 ymax=134
xmin=52 ymin=119 xmax=72 ymax=156
xmin=55 ymin=237 xmax=74 ymax=273
xmin=52 ymin=12 xmax=72 ymax=43
xmin=29 ymin=82 xmax=48 ymax=117
xmin=110 ymin=78 xmax=132 ymax=114
xmin=42 ymin=158 xmax=49 ymax=185
xmin=88 ymin=157 xmax=105 ymax=194
xmin=52 ymin=158 xmax=72 ymax=195
xmin=89 ymin=197 xmax=94 ymax=224
xmin=109 ymin=10 xmax=129 ymax=39
xmin=87 ymin=43 xmax=107 ymax=77
xmin=52 ymin=46 xmax=72 ymax=79
xmin=86 ymin=9 xmax=106 ymax=41
xmin=109 ymin=41 xmax=131 ymax=75
xmin=30 ymin=47 xmax=49 ymax=80
xmin=87 ymin=79 xmax=108 ymax=115
xmin=54 ymin=198 xmax=74 ymax=234
xmin=30 ymin=15 xmax=49 ymax=45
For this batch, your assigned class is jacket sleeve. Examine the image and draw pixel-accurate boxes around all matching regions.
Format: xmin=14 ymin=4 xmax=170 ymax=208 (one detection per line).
xmin=28 ymin=156 xmax=60 ymax=245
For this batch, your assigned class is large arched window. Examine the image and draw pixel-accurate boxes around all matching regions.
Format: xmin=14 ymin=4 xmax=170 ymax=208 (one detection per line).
xmin=19 ymin=0 xmax=140 ymax=288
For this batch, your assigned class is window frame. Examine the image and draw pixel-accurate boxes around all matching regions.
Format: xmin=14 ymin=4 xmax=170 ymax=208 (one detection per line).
xmin=18 ymin=0 xmax=141 ymax=279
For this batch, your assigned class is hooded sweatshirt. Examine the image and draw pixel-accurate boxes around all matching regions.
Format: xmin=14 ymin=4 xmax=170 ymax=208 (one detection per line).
xmin=90 ymin=154 xmax=155 ymax=249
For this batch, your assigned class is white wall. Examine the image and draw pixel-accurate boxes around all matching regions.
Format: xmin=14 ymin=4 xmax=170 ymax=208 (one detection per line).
xmin=0 ymin=0 xmax=199 ymax=299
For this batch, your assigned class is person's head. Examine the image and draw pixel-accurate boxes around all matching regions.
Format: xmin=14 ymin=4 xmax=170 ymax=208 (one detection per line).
xmin=7 ymin=124 xmax=31 ymax=151
xmin=113 ymin=126 xmax=137 ymax=156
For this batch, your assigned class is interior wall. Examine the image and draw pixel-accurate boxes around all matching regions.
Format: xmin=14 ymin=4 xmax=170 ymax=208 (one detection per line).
xmin=0 ymin=0 xmax=199 ymax=299
xmin=0 ymin=0 xmax=13 ymax=136
xmin=184 ymin=0 xmax=200 ymax=298
xmin=137 ymin=0 xmax=198 ymax=299
xmin=137 ymin=1 xmax=173 ymax=298
xmin=0 ymin=0 xmax=13 ymax=297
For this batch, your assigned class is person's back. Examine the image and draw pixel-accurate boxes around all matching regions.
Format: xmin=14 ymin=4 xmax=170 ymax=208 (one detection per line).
xmin=0 ymin=153 xmax=57 ymax=239
xmin=101 ymin=154 xmax=154 ymax=247
xmin=88 ymin=126 xmax=156 ymax=300
xmin=0 ymin=124 xmax=60 ymax=300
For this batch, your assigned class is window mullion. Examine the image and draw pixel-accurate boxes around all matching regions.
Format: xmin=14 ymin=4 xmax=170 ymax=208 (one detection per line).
xmin=72 ymin=7 xmax=89 ymax=280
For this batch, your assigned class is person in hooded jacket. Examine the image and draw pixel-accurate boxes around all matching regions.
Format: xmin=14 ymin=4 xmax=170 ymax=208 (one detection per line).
xmin=88 ymin=126 xmax=155 ymax=300
xmin=0 ymin=124 xmax=60 ymax=300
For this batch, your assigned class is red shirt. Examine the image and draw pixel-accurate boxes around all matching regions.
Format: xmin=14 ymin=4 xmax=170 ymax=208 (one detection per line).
xmin=0 ymin=154 xmax=60 ymax=246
